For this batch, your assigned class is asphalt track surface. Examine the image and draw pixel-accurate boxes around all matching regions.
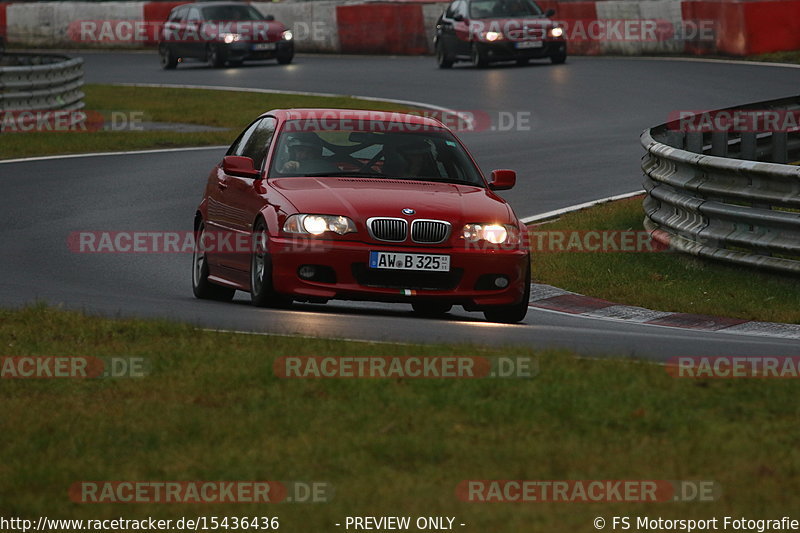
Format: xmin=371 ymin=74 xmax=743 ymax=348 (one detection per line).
xmin=2 ymin=52 xmax=799 ymax=359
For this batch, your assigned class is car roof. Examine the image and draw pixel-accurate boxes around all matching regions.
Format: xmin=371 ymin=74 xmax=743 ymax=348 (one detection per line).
xmin=263 ymin=109 xmax=448 ymax=130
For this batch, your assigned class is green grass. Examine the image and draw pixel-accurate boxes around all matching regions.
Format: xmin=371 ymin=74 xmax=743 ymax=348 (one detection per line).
xmin=746 ymin=49 xmax=800 ymax=65
xmin=2 ymin=305 xmax=800 ymax=530
xmin=0 ymin=84 xmax=415 ymax=160
xmin=530 ymin=196 xmax=800 ymax=324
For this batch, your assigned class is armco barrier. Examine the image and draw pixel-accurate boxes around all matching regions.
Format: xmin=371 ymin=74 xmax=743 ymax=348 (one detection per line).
xmin=337 ymin=3 xmax=429 ymax=55
xmin=0 ymin=53 xmax=84 ymax=111
xmin=641 ymin=96 xmax=800 ymax=275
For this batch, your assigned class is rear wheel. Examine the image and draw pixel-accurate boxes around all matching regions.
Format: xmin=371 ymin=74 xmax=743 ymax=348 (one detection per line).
xmin=159 ymin=45 xmax=178 ymax=69
xmin=436 ymin=41 xmax=454 ymax=69
xmin=412 ymin=302 xmax=453 ymax=317
xmin=192 ymin=220 xmax=236 ymax=301
xmin=471 ymin=42 xmax=489 ymax=68
xmin=251 ymin=219 xmax=292 ymax=308
xmin=483 ymin=257 xmax=531 ymax=324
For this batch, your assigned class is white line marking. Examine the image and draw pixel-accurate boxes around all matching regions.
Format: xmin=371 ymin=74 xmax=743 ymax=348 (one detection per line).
xmin=0 ymin=145 xmax=228 ymax=165
xmin=521 ymin=190 xmax=645 ymax=224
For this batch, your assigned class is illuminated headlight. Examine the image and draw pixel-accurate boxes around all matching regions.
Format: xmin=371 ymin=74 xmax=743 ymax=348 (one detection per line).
xmin=484 ymin=31 xmax=502 ymax=42
xmin=220 ymin=33 xmax=242 ymax=44
xmin=548 ymin=26 xmax=564 ymax=38
xmin=283 ymin=214 xmax=357 ymax=236
xmin=463 ymin=223 xmax=520 ymax=245
xmin=281 ymin=30 xmax=293 ymax=41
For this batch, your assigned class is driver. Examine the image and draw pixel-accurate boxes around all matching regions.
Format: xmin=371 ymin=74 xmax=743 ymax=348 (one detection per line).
xmin=395 ymin=139 xmax=437 ymax=177
xmin=280 ymin=132 xmax=328 ymax=173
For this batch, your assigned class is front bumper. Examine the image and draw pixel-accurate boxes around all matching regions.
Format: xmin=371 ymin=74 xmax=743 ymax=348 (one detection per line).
xmin=221 ymin=40 xmax=293 ymax=61
xmin=479 ymin=39 xmax=565 ymax=60
xmin=269 ymin=237 xmax=529 ymax=309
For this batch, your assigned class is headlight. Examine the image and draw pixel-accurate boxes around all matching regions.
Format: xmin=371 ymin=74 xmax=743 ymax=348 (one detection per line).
xmin=283 ymin=214 xmax=357 ymax=236
xmin=484 ymin=31 xmax=502 ymax=42
xmin=463 ymin=223 xmax=520 ymax=245
xmin=548 ymin=27 xmax=564 ymax=38
xmin=281 ymin=30 xmax=293 ymax=41
xmin=220 ymin=33 xmax=242 ymax=44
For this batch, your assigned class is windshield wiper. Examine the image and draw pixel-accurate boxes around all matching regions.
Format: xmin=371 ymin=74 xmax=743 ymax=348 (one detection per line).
xmin=305 ymin=172 xmax=391 ymax=178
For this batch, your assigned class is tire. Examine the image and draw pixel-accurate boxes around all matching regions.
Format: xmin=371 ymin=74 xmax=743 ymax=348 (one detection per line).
xmin=550 ymin=45 xmax=567 ymax=65
xmin=192 ymin=220 xmax=236 ymax=301
xmin=228 ymin=59 xmax=243 ymax=68
xmin=436 ymin=41 xmax=454 ymax=69
xmin=207 ymin=44 xmax=226 ymax=68
xmin=483 ymin=256 xmax=531 ymax=324
xmin=159 ymin=45 xmax=178 ymax=70
xmin=250 ymin=219 xmax=292 ymax=308
xmin=471 ymin=42 xmax=489 ymax=68
xmin=412 ymin=302 xmax=453 ymax=317
xmin=276 ymin=51 xmax=293 ymax=65
xmin=516 ymin=57 xmax=529 ymax=66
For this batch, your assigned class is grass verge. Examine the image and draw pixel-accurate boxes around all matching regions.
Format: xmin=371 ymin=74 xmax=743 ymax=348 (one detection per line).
xmin=0 ymin=84 xmax=415 ymax=160
xmin=530 ymin=196 xmax=800 ymax=324
xmin=746 ymin=50 xmax=800 ymax=65
xmin=1 ymin=305 xmax=800 ymax=530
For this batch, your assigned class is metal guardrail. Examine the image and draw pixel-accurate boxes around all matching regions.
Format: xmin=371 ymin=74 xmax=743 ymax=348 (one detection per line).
xmin=641 ymin=95 xmax=800 ymax=275
xmin=0 ymin=53 xmax=85 ymax=112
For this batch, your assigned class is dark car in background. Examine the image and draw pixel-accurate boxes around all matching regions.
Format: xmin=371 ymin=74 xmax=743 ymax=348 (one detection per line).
xmin=158 ymin=2 xmax=293 ymax=69
xmin=435 ymin=0 xmax=566 ymax=68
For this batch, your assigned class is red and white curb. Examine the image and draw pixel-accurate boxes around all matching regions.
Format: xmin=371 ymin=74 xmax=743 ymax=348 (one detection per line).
xmin=529 ymin=283 xmax=800 ymax=340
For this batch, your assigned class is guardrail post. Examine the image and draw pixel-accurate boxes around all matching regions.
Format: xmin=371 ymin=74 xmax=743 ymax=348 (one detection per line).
xmin=710 ymin=131 xmax=728 ymax=157
xmin=686 ymin=131 xmax=703 ymax=154
xmin=740 ymin=132 xmax=757 ymax=161
xmin=771 ymin=132 xmax=788 ymax=163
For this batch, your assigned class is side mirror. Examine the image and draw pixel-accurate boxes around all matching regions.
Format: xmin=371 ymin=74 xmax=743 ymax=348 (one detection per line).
xmin=222 ymin=155 xmax=261 ymax=179
xmin=489 ymin=169 xmax=516 ymax=190
xmin=544 ymin=8 xmax=556 ymax=17
xmin=453 ymin=14 xmax=464 ymax=21
xmin=265 ymin=14 xmax=275 ymax=21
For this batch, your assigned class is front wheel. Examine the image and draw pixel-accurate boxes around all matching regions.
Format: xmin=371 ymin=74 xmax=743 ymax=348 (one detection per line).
xmin=276 ymin=51 xmax=293 ymax=65
xmin=160 ymin=45 xmax=178 ymax=69
xmin=207 ymin=44 xmax=226 ymax=68
xmin=471 ymin=42 xmax=489 ymax=68
xmin=192 ymin=220 xmax=236 ymax=301
xmin=251 ymin=219 xmax=292 ymax=308
xmin=436 ymin=41 xmax=454 ymax=69
xmin=483 ymin=257 xmax=531 ymax=324
xmin=550 ymin=45 xmax=567 ymax=65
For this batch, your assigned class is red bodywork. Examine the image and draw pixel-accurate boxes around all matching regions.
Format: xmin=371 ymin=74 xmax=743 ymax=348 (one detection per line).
xmin=195 ymin=109 xmax=529 ymax=311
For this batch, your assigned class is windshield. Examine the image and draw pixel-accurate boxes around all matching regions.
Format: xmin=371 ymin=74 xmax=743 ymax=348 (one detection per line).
xmin=201 ymin=5 xmax=265 ymax=21
xmin=469 ymin=0 xmax=543 ymax=19
xmin=267 ymin=119 xmax=486 ymax=187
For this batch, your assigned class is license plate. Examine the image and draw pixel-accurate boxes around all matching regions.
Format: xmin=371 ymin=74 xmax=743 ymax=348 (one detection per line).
xmin=253 ymin=42 xmax=276 ymax=51
xmin=369 ymin=251 xmax=450 ymax=272
xmin=516 ymin=40 xmax=543 ymax=49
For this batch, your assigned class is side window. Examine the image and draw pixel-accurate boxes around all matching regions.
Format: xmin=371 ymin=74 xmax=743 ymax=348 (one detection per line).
xmin=187 ymin=7 xmax=201 ymax=22
xmin=227 ymin=118 xmax=277 ymax=172
xmin=445 ymin=1 xmax=458 ymax=18
xmin=455 ymin=1 xmax=468 ymax=18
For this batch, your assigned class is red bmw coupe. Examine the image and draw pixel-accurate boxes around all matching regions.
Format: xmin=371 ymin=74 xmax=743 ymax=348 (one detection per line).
xmin=192 ymin=109 xmax=530 ymax=323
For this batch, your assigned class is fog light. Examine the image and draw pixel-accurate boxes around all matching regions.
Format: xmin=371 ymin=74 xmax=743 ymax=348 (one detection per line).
xmin=298 ymin=265 xmax=316 ymax=279
xmin=494 ymin=276 xmax=509 ymax=288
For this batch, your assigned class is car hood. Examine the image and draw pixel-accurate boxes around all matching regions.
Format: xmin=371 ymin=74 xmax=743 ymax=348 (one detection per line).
xmin=270 ymin=177 xmax=516 ymax=226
